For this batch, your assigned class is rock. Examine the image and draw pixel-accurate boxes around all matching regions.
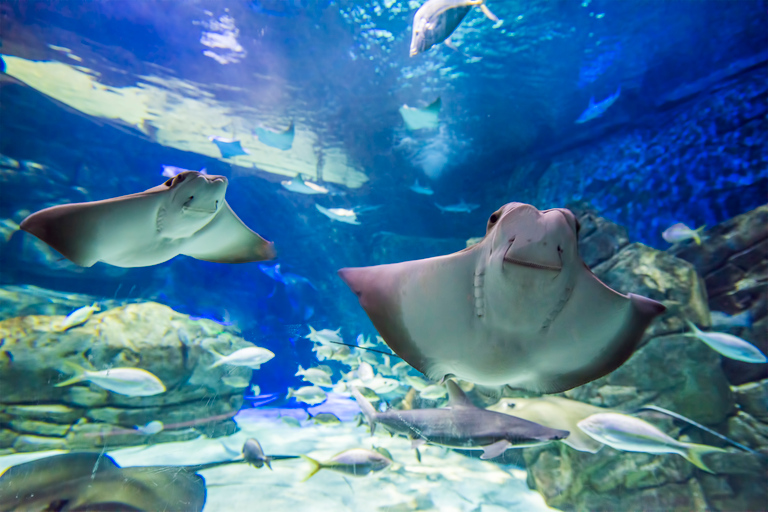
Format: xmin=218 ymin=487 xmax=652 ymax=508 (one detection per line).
xmin=0 ymin=429 xmax=17 ymax=449
xmin=570 ymin=201 xmax=630 ymax=268
xmin=732 ymin=379 xmax=768 ymax=422
xmin=0 ymin=301 xmax=254 ymax=452
xmin=12 ymin=434 xmax=68 ymax=452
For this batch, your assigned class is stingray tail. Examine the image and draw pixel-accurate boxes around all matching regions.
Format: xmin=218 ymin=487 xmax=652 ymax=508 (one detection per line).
xmin=55 ymin=361 xmax=88 ymax=387
xmin=350 ymin=386 xmax=377 ymax=435
xmin=681 ymin=443 xmax=727 ymax=473
xmin=300 ymin=455 xmax=322 ymax=482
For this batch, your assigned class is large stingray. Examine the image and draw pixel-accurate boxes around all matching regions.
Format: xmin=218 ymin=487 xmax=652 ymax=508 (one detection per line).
xmin=20 ymin=170 xmax=275 ymax=267
xmin=339 ymin=202 xmax=665 ymax=393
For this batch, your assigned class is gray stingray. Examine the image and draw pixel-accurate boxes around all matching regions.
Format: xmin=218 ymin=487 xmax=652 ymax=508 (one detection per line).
xmin=20 ymin=171 xmax=275 ymax=267
xmin=352 ymin=380 xmax=569 ymax=459
xmin=339 ymin=202 xmax=665 ymax=393
xmin=488 ymin=396 xmax=614 ymax=453
xmin=0 ymin=452 xmax=208 ymax=511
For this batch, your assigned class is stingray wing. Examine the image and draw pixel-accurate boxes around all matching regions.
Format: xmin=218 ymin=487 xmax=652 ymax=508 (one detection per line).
xmin=20 ymin=192 xmax=159 ymax=267
xmin=182 ymin=201 xmax=275 ymax=263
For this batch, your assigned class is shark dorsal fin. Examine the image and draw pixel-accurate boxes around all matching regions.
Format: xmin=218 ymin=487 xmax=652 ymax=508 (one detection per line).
xmin=446 ymin=380 xmax=474 ymax=408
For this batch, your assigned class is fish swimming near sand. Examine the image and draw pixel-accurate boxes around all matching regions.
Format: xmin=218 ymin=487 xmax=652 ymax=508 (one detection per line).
xmin=254 ymin=121 xmax=295 ymax=150
xmin=55 ymin=361 xmax=166 ymax=396
xmin=577 ymin=412 xmax=727 ymax=473
xmin=315 ymin=204 xmax=361 ymax=224
xmin=409 ymin=0 xmax=499 ymax=57
xmin=208 ymin=346 xmax=276 ymax=369
xmin=0 ymin=452 xmax=207 ymax=512
xmin=243 ymin=437 xmax=273 ymax=469
xmin=352 ymin=381 xmax=569 ymax=459
xmin=488 ymin=396 xmax=613 ymax=453
xmin=52 ymin=302 xmax=100 ymax=331
xmin=135 ymin=420 xmax=164 ymax=435
xmin=662 ymin=222 xmax=706 ymax=245
xmin=301 ymin=448 xmax=392 ymax=481
xmin=575 ymin=86 xmax=621 ymax=123
xmin=20 ymin=171 xmax=275 ymax=267
xmin=434 ymin=200 xmax=479 ymax=213
xmin=684 ymin=320 xmax=766 ymax=363
xmin=339 ymin=202 xmax=666 ymax=392
xmin=399 ymin=97 xmax=441 ymax=131
xmin=281 ymin=174 xmax=329 ymax=195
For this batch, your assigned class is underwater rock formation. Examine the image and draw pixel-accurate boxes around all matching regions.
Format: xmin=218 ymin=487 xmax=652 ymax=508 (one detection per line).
xmin=670 ymin=204 xmax=767 ymax=386
xmin=523 ymin=204 xmax=767 ymax=512
xmin=0 ymin=302 xmax=251 ymax=453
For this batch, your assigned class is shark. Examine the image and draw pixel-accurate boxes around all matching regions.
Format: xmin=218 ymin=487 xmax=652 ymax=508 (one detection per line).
xmin=575 ymin=86 xmax=621 ymax=124
xmin=339 ymin=202 xmax=665 ymax=393
xmin=281 ymin=174 xmax=329 ymax=195
xmin=351 ymin=380 xmax=569 ymax=460
xmin=435 ymin=199 xmax=479 ymax=213
xmin=254 ymin=121 xmax=295 ymax=150
xmin=409 ymin=179 xmax=435 ymax=195
xmin=20 ymin=170 xmax=275 ymax=267
xmin=315 ymin=204 xmax=360 ymax=225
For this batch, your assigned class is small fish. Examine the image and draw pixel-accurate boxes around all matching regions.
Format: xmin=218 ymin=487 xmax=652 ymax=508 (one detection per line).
xmin=313 ymin=345 xmax=335 ymax=360
xmin=315 ymin=204 xmax=360 ymax=225
xmin=420 ymin=384 xmax=447 ymax=400
xmin=209 ymin=136 xmax=249 ymax=158
xmin=360 ymin=351 xmax=380 ymax=365
xmin=243 ymin=438 xmax=273 ymax=469
xmin=733 ymin=277 xmax=768 ymax=292
xmin=357 ymin=361 xmax=375 ymax=382
xmin=311 ymin=412 xmax=341 ymax=426
xmin=410 ymin=0 xmax=499 ymax=57
xmin=296 ymin=365 xmax=333 ymax=387
xmin=575 ymin=87 xmax=621 ymax=124
xmin=52 ymin=303 xmax=100 ymax=332
xmin=577 ymin=412 xmax=727 ymax=473
xmin=409 ymin=179 xmax=434 ymax=195
xmin=55 ymin=361 xmax=166 ymax=397
xmin=356 ymin=334 xmax=377 ymax=348
xmin=222 ymin=375 xmax=251 ymax=388
xmin=404 ymin=375 xmax=430 ymax=391
xmin=281 ymin=416 xmax=302 ymax=428
xmin=208 ymin=346 xmax=275 ymax=369
xmin=685 ymin=320 xmax=766 ymax=363
xmin=710 ymin=310 xmax=753 ymax=329
xmin=306 ymin=326 xmax=343 ymax=345
xmin=365 ymin=376 xmax=401 ymax=395
xmin=287 ymin=385 xmax=327 ymax=405
xmin=399 ymin=97 xmax=441 ymax=131
xmin=161 ymin=165 xmax=207 ymax=178
xmin=662 ymin=222 xmax=706 ymax=245
xmin=135 ymin=420 xmax=164 ymax=435
xmin=301 ymin=448 xmax=392 ymax=481
xmin=434 ymin=200 xmax=479 ymax=213
xmin=281 ymin=174 xmax=329 ymax=195
xmin=254 ymin=121 xmax=295 ymax=150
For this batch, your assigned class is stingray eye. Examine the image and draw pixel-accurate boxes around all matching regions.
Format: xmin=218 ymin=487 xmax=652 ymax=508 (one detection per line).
xmin=189 ymin=196 xmax=194 ymax=200
xmin=489 ymin=213 xmax=499 ymax=224
xmin=164 ymin=178 xmax=173 ymax=186
xmin=175 ymin=173 xmax=187 ymax=184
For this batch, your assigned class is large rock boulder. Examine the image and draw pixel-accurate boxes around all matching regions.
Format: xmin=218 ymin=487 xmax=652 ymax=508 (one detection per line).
xmin=0 ymin=302 xmax=254 ymax=452
xmin=523 ymin=205 xmax=767 ymax=511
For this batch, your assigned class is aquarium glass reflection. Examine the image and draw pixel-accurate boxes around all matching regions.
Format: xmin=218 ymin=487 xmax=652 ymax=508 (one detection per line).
xmin=0 ymin=1 xmax=766 ymax=510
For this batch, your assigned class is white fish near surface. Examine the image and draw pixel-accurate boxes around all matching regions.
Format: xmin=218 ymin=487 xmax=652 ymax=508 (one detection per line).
xmin=281 ymin=174 xmax=328 ymax=195
xmin=287 ymin=385 xmax=327 ymax=405
xmin=662 ymin=222 xmax=706 ymax=245
xmin=409 ymin=179 xmax=434 ymax=195
xmin=296 ymin=366 xmax=333 ymax=387
xmin=52 ymin=303 xmax=100 ymax=332
xmin=575 ymin=87 xmax=621 ymax=124
xmin=710 ymin=310 xmax=753 ymax=329
xmin=685 ymin=320 xmax=766 ymax=363
xmin=434 ymin=200 xmax=479 ymax=213
xmin=208 ymin=346 xmax=275 ymax=369
xmin=399 ymin=98 xmax=441 ymax=131
xmin=306 ymin=326 xmax=343 ymax=345
xmin=420 ymin=384 xmax=448 ymax=400
xmin=315 ymin=204 xmax=360 ymax=225
xmin=577 ymin=412 xmax=726 ymax=473
xmin=135 ymin=420 xmax=164 ymax=435
xmin=357 ymin=361 xmax=375 ymax=382
xmin=55 ymin=362 xmax=166 ymax=397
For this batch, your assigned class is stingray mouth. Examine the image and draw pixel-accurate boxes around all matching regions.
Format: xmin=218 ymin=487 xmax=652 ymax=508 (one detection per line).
xmin=182 ymin=199 xmax=219 ymax=214
xmin=503 ymin=241 xmax=563 ymax=272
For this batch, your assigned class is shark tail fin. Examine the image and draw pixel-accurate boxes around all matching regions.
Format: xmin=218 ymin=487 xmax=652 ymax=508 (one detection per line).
xmin=55 ymin=361 xmax=88 ymax=387
xmin=479 ymin=2 xmax=499 ymax=22
xmin=300 ymin=455 xmax=322 ymax=482
xmin=350 ymin=386 xmax=377 ymax=435
xmin=682 ymin=443 xmax=727 ymax=474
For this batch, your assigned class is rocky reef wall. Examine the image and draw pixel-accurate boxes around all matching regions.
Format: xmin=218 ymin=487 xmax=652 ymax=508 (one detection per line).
xmin=522 ymin=203 xmax=767 ymax=511
xmin=0 ymin=302 xmax=252 ymax=453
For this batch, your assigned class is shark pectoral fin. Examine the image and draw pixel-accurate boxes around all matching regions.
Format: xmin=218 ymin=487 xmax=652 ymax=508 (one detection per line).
xmin=480 ymin=440 xmax=512 ymax=460
xmin=411 ymin=438 xmax=426 ymax=449
xmin=182 ymin=202 xmax=276 ymax=263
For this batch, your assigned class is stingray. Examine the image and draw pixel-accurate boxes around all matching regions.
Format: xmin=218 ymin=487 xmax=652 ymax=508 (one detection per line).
xmin=254 ymin=121 xmax=295 ymax=150
xmin=339 ymin=202 xmax=665 ymax=393
xmin=20 ymin=170 xmax=275 ymax=267
xmin=399 ymin=97 xmax=441 ymax=131
xmin=209 ymin=136 xmax=249 ymax=158
xmin=0 ymin=452 xmax=209 ymax=511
